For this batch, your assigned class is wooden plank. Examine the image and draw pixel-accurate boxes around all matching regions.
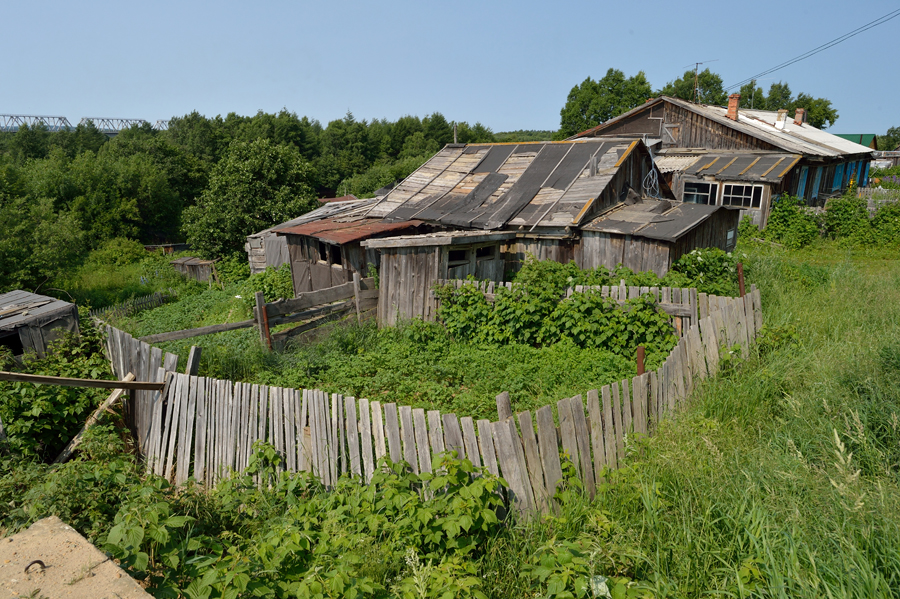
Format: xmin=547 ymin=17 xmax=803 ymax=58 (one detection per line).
xmin=610 ymin=382 xmax=625 ymax=464
xmin=600 ymin=385 xmax=618 ymax=470
xmin=442 ymin=413 xmax=466 ymax=460
xmin=649 ymin=370 xmax=659 ymax=432
xmin=507 ymin=417 xmax=535 ymax=513
xmin=569 ymin=395 xmax=596 ymax=496
xmin=298 ymin=390 xmax=310 ymax=472
xmin=687 ymin=324 xmax=708 ymax=379
xmin=371 ymin=400 xmax=386 ymax=461
xmin=427 ymin=410 xmax=445 ymax=459
xmin=313 ymin=390 xmax=327 ymax=483
xmin=399 ymin=405 xmax=418 ymax=473
xmin=358 ymin=398 xmax=374 ymax=481
xmin=246 ymin=385 xmax=259 ymax=476
xmin=337 ymin=394 xmax=347 ymax=475
xmin=413 ymin=409 xmax=432 ymax=474
xmin=586 ymin=389 xmax=606 ymax=484
xmin=163 ymin=374 xmax=185 ymax=482
xmin=621 ymin=380 xmax=633 ymax=435
xmin=384 ymin=403 xmax=402 ymax=463
xmin=477 ymin=419 xmax=500 ymax=478
xmin=752 ymin=287 xmax=763 ymax=333
xmin=632 ymin=374 xmax=648 ymax=436
xmin=557 ymin=397 xmax=580 ymax=475
xmin=329 ymin=394 xmax=340 ymax=482
xmin=141 ymin=320 xmax=256 ymax=344
xmin=496 ymin=391 xmax=512 ymax=421
xmin=0 ymin=370 xmax=164 ymax=390
xmin=264 ymin=280 xmax=357 ymax=318
xmin=185 ymin=346 xmax=202 ymax=376
xmin=699 ymin=316 xmax=720 ymax=376
xmin=699 ymin=292 xmax=709 ymax=320
xmin=534 ymin=406 xmax=563 ymax=499
xmin=175 ymin=374 xmax=198 ymax=484
xmin=459 ymin=417 xmax=481 ymax=468
xmin=490 ymin=420 xmax=532 ymax=515
xmin=257 ymin=385 xmax=269 ymax=480
xmin=344 ymin=396 xmax=361 ymax=478
xmin=284 ymin=387 xmax=297 ymax=472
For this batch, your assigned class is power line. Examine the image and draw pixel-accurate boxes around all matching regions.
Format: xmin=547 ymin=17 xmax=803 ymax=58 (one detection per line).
xmin=725 ymin=8 xmax=900 ymax=92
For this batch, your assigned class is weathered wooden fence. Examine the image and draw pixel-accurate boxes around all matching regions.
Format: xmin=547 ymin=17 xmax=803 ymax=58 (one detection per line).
xmin=89 ymin=291 xmax=174 ymax=321
xmin=103 ymin=285 xmax=762 ymax=515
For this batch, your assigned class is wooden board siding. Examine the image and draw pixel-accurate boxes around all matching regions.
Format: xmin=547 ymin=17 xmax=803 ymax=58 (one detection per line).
xmin=672 ymin=208 xmax=741 ymax=260
xmin=579 ymin=232 xmax=671 ymax=277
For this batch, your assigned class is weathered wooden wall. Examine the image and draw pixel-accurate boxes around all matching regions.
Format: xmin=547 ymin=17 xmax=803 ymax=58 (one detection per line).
xmin=578 ymin=233 xmax=671 ymax=276
xmin=672 ymin=208 xmax=741 ymax=260
xmin=103 ymin=286 xmax=763 ymax=515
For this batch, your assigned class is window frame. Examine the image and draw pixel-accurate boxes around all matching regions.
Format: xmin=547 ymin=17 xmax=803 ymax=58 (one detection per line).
xmin=682 ymin=181 xmax=719 ymax=205
xmin=721 ymin=183 xmax=764 ymax=209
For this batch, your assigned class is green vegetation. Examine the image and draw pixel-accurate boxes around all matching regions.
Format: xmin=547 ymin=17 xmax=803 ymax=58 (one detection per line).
xmin=0 ymin=110 xmax=495 ymax=299
xmin=3 ymin=241 xmax=900 ymax=597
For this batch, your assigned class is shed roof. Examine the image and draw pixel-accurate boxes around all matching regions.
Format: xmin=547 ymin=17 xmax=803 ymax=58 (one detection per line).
xmin=247 ymin=198 xmax=377 ymax=239
xmin=835 ymin=134 xmax=877 ymax=148
xmin=361 ymin=230 xmax=516 ymax=249
xmin=582 ymin=199 xmax=725 ymax=242
xmin=0 ymin=291 xmax=76 ymax=331
xmin=658 ymin=150 xmax=801 ymax=182
xmin=317 ymin=194 xmax=359 ymax=204
xmin=277 ymin=217 xmax=424 ymax=244
xmin=365 ymin=138 xmax=671 ymax=230
xmin=574 ymin=97 xmax=874 ymax=159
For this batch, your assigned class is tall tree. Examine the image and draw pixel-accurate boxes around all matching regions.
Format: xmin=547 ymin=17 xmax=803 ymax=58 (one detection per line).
xmin=182 ymin=139 xmax=316 ymax=258
xmin=557 ymin=68 xmax=652 ymax=138
xmin=658 ymin=68 xmax=727 ymax=106
xmin=879 ymin=126 xmax=900 ymax=151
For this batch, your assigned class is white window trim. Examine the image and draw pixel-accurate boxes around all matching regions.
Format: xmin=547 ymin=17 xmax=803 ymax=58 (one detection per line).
xmin=721 ymin=183 xmax=765 ymax=210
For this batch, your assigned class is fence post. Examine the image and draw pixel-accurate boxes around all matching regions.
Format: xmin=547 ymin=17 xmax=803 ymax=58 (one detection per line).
xmin=255 ymin=292 xmax=273 ymax=351
xmin=636 ymin=346 xmax=645 ymax=375
xmin=353 ymin=272 xmax=362 ymax=324
xmin=737 ymin=262 xmax=745 ymax=297
xmin=185 ymin=346 xmax=202 ymax=376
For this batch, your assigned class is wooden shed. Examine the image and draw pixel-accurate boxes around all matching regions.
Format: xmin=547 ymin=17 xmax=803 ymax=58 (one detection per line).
xmin=170 ymin=257 xmax=216 ymax=283
xmin=361 ymin=231 xmax=515 ymax=326
xmin=0 ymin=291 xmax=80 ymax=358
xmin=579 ymin=199 xmax=739 ymax=276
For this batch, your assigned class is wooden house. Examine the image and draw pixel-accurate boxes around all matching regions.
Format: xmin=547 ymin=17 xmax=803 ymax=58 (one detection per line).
xmin=245 ymin=197 xmax=377 ymax=275
xmin=0 ymin=291 xmax=80 ymax=358
xmin=573 ymin=96 xmax=875 ymax=224
xmin=579 ymin=199 xmax=740 ymax=276
xmin=362 ymin=231 xmax=515 ymax=325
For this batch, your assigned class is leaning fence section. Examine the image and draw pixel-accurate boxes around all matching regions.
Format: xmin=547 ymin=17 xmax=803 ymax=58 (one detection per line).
xmin=89 ymin=291 xmax=174 ymax=322
xmin=104 ymin=285 xmax=763 ymax=515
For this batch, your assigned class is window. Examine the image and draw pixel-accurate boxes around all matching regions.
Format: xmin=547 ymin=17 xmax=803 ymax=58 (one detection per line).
xmin=317 ymin=241 xmax=328 ymax=263
xmin=475 ymin=245 xmax=495 ymax=260
xmin=448 ymin=249 xmax=470 ymax=266
xmin=331 ymin=246 xmax=342 ymax=266
xmin=683 ymin=182 xmax=718 ymax=205
xmin=721 ymin=184 xmax=763 ymax=209
xmin=726 ymin=228 xmax=736 ymax=251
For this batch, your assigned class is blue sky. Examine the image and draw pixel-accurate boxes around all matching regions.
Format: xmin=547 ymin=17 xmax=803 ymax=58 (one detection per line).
xmin=3 ymin=0 xmax=897 ymax=134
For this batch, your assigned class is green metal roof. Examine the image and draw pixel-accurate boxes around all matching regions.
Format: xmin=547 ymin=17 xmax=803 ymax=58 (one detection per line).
xmin=835 ymin=134 xmax=877 ymax=149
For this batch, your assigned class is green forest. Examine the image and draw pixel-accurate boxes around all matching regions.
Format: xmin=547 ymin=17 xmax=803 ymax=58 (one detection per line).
xmin=0 ymin=111 xmax=494 ymax=295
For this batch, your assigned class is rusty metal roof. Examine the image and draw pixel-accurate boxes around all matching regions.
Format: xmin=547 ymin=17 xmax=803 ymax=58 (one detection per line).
xmin=277 ymin=218 xmax=425 ymax=244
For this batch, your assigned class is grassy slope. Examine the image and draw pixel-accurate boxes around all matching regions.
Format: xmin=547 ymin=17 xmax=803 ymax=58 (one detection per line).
xmin=580 ymin=243 xmax=900 ymax=596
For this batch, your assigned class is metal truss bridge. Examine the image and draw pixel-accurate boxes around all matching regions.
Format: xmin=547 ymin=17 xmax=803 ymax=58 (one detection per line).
xmin=1 ymin=114 xmax=170 ymax=134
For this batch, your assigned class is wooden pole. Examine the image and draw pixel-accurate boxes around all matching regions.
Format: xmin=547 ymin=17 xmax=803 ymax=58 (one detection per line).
xmin=737 ymin=262 xmax=746 ymax=297
xmin=0 ymin=371 xmax=163 ymax=391
xmin=255 ymin=291 xmax=273 ymax=351
xmin=53 ymin=373 xmax=136 ymax=464
xmin=636 ymin=346 xmax=645 ymax=375
xmin=352 ymin=272 xmax=362 ymax=324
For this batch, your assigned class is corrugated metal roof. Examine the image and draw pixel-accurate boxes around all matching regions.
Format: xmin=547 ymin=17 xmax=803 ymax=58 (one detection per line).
xmin=276 ymin=218 xmax=424 ymax=244
xmin=0 ymin=291 xmax=76 ymax=331
xmin=247 ymin=198 xmax=377 ymax=239
xmin=834 ymin=134 xmax=877 ymax=148
xmin=573 ymin=97 xmax=874 ymax=158
xmin=364 ymin=138 xmax=671 ymax=230
xmin=317 ymin=194 xmax=359 ymax=203
xmin=362 ymin=230 xmax=516 ymax=249
xmin=582 ymin=199 xmax=722 ymax=242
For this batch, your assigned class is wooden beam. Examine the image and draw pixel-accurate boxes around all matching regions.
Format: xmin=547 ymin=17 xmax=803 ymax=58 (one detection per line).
xmin=0 ymin=371 xmax=164 ymax=391
xmin=255 ymin=292 xmax=273 ymax=351
xmin=53 ymin=373 xmax=137 ymax=464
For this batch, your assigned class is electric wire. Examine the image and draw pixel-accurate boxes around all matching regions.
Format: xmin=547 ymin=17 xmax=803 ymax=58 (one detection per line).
xmin=725 ymin=8 xmax=900 ymax=92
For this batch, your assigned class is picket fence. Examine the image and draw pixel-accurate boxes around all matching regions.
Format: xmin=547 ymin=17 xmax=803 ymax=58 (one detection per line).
xmin=89 ymin=291 xmax=174 ymax=322
xmin=102 ymin=284 xmax=762 ymax=515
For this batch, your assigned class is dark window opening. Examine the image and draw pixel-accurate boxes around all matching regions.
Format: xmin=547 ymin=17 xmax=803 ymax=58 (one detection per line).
xmin=0 ymin=330 xmax=24 ymax=356
xmin=683 ymin=182 xmax=718 ymax=205
xmin=448 ymin=249 xmax=469 ymax=265
xmin=475 ymin=245 xmax=495 ymax=260
xmin=331 ymin=246 xmax=342 ymax=266
xmin=318 ymin=241 xmax=328 ymax=262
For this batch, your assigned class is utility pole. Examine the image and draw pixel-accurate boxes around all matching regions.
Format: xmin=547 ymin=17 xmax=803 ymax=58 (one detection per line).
xmin=683 ymin=59 xmax=719 ymax=103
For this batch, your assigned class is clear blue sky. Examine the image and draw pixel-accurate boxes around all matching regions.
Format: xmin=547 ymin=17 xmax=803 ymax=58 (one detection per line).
xmin=3 ymin=0 xmax=897 ymax=134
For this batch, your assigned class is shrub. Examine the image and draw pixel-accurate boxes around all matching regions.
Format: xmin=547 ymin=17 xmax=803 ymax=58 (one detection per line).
xmin=762 ymin=195 xmax=820 ymax=249
xmin=669 ymin=248 xmax=739 ymax=296
xmin=86 ymin=237 xmax=148 ymax=267
xmin=823 ymin=196 xmax=871 ymax=243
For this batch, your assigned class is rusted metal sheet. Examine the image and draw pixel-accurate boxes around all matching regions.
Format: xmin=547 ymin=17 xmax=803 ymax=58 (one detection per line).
xmin=277 ymin=218 xmax=424 ymax=245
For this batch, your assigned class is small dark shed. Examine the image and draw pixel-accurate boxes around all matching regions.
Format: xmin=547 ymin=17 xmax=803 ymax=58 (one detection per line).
xmin=170 ymin=257 xmax=216 ymax=283
xmin=361 ymin=231 xmax=515 ymax=326
xmin=0 ymin=291 xmax=80 ymax=358
xmin=580 ymin=199 xmax=739 ymax=276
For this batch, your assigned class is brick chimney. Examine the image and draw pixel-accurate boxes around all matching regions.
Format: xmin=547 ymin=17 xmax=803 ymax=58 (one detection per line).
xmin=794 ymin=108 xmax=807 ymax=126
xmin=726 ymin=94 xmax=741 ymax=121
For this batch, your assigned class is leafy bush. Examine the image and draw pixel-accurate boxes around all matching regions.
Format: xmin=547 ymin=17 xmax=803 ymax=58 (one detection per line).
xmin=761 ymin=194 xmax=820 ymax=249
xmin=86 ymin=237 xmax=149 ymax=267
xmin=823 ymin=196 xmax=871 ymax=243
xmin=0 ymin=311 xmax=112 ymax=460
xmin=669 ymin=248 xmax=739 ymax=296
xmin=237 ymin=264 xmax=294 ymax=308
xmin=215 ymin=253 xmax=251 ymax=285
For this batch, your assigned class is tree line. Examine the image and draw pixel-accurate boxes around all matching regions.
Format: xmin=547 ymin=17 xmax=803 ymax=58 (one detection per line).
xmin=0 ymin=111 xmax=495 ymax=292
